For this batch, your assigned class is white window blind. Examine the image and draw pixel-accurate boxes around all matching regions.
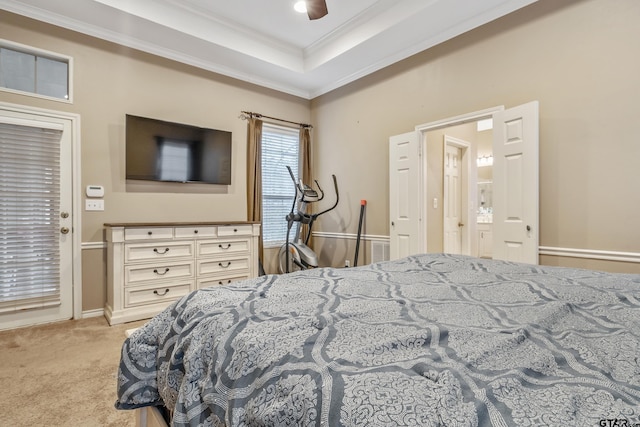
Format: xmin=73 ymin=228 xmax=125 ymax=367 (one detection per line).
xmin=261 ymin=124 xmax=299 ymax=246
xmin=0 ymin=122 xmax=62 ymax=313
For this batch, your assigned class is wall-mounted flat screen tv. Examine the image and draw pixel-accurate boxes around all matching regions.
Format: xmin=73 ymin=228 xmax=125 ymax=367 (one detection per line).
xmin=126 ymin=114 xmax=232 ymax=185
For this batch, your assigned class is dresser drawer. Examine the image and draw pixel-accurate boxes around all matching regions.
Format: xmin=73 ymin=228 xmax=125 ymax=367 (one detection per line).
xmin=125 ymin=227 xmax=173 ymax=241
xmin=197 ymin=274 xmax=250 ymax=289
xmin=218 ymin=224 xmax=253 ymax=237
xmin=125 ymin=241 xmax=194 ymax=263
xmin=175 ymin=226 xmax=217 ymax=239
xmin=197 ymin=238 xmax=250 ymax=257
xmin=125 ymin=261 xmax=194 ymax=284
xmin=124 ymin=280 xmax=193 ymax=308
xmin=198 ymin=256 xmax=250 ymax=276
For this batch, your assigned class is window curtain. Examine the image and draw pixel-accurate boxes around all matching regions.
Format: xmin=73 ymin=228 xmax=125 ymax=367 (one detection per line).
xmin=299 ymin=126 xmax=313 ymax=248
xmin=300 ymin=126 xmax=311 ymax=190
xmin=246 ymin=117 xmax=264 ymax=272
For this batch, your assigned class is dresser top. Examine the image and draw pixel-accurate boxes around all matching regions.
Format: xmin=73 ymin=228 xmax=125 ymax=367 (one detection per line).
xmin=104 ymin=221 xmax=259 ymax=227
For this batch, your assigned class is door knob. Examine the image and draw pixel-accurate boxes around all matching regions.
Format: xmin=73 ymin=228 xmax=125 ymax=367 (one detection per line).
xmin=60 ymin=227 xmax=70 ymax=234
xmin=458 ymin=222 xmax=464 ymax=227
xmin=526 ymin=225 xmax=531 ymax=231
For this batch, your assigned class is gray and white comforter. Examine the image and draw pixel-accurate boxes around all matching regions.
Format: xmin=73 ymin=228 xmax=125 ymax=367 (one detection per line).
xmin=116 ymin=253 xmax=640 ymax=426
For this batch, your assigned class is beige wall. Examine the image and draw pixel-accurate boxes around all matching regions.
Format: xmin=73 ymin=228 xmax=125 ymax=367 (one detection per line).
xmin=311 ymin=0 xmax=640 ymax=273
xmin=0 ymin=12 xmax=311 ymax=310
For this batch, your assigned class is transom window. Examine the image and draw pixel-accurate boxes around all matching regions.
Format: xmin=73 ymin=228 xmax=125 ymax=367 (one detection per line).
xmin=0 ymin=40 xmax=71 ymax=102
xmin=261 ymin=124 xmax=300 ymax=247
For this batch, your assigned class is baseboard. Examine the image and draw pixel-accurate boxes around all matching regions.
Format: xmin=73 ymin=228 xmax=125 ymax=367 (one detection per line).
xmin=82 ymin=308 xmax=104 ymax=319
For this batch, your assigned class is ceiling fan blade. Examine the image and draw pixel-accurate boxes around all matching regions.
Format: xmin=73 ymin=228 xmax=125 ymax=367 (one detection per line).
xmin=307 ymin=0 xmax=328 ymax=20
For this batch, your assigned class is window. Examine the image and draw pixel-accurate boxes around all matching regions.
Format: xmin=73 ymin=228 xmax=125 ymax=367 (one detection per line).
xmin=261 ymin=124 xmax=300 ymax=246
xmin=0 ymin=40 xmax=71 ymax=102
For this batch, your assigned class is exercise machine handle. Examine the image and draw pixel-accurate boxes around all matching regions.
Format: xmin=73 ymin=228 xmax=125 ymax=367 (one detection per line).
xmin=286 ymin=165 xmax=300 ymax=193
xmin=314 ymin=179 xmax=325 ymax=201
xmin=316 ymin=174 xmax=339 ymax=217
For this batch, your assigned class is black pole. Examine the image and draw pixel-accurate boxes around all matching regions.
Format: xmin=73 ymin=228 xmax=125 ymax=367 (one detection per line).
xmin=353 ymin=199 xmax=366 ymax=267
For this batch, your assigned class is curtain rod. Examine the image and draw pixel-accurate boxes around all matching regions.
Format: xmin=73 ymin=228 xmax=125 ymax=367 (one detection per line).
xmin=239 ymin=111 xmax=312 ymax=129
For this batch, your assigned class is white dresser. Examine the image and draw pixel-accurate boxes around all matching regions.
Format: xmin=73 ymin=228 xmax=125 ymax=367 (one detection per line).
xmin=104 ymin=222 xmax=260 ymax=325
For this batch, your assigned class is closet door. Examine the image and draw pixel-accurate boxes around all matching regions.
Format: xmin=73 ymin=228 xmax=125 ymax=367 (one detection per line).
xmin=389 ymin=131 xmax=423 ymax=259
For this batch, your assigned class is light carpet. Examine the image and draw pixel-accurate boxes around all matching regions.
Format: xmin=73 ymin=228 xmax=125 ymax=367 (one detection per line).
xmin=0 ymin=316 xmax=146 ymax=426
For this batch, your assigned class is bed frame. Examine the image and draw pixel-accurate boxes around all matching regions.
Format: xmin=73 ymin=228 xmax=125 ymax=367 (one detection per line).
xmin=135 ymin=407 xmax=168 ymax=427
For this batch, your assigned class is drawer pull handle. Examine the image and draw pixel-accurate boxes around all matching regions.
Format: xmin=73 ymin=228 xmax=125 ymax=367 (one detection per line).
xmin=218 ymin=280 xmax=232 ymax=285
xmin=153 ymin=288 xmax=170 ymax=296
xmin=153 ymin=248 xmax=170 ymax=254
xmin=219 ymin=262 xmax=231 ymax=268
xmin=219 ymin=244 xmax=231 ymax=249
xmin=153 ymin=268 xmax=170 ymax=275
xmin=194 ymin=229 xmax=198 ymax=234
xmin=147 ymin=231 xmax=153 ymax=235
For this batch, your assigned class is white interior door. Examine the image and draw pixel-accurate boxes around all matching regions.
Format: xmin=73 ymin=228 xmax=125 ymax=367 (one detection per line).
xmin=492 ymin=101 xmax=539 ymax=264
xmin=389 ymin=131 xmax=422 ymax=260
xmin=0 ymin=110 xmax=74 ymax=330
xmin=443 ymin=144 xmax=462 ymax=254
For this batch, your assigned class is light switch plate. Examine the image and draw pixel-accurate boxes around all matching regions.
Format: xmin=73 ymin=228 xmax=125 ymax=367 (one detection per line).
xmin=85 ymin=199 xmax=104 ymax=211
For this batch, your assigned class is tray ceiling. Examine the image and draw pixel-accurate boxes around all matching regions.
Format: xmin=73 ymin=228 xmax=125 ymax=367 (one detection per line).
xmin=0 ymin=0 xmax=538 ymax=99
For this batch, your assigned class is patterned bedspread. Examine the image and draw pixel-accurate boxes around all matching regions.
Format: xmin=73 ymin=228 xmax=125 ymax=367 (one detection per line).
xmin=116 ymin=254 xmax=640 ymax=426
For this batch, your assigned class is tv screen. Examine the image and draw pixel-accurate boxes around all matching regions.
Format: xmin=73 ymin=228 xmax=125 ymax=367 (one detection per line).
xmin=125 ymin=114 xmax=232 ymax=185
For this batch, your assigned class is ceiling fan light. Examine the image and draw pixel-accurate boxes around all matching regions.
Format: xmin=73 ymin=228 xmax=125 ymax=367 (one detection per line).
xmin=294 ymin=1 xmax=307 ymax=13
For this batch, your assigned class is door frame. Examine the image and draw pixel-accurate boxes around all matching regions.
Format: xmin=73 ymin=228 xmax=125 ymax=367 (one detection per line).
xmin=443 ymin=135 xmax=472 ymax=255
xmin=0 ymin=101 xmax=82 ymax=321
xmin=415 ymin=106 xmax=503 ymax=254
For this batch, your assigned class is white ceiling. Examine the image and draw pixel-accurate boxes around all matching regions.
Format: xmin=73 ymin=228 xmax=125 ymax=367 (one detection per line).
xmin=1 ymin=0 xmax=538 ymax=99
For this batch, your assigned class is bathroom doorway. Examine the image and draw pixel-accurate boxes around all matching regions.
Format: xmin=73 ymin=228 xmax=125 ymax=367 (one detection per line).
xmin=422 ymin=118 xmax=493 ymax=257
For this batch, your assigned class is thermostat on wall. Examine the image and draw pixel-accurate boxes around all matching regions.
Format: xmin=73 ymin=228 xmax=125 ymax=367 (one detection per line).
xmin=86 ymin=185 xmax=104 ymax=198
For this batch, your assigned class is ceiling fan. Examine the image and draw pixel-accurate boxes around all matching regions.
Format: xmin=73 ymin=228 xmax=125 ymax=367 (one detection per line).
xmin=306 ymin=0 xmax=328 ymax=20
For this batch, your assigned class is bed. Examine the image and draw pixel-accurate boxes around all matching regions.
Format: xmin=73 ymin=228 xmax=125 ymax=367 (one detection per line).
xmin=116 ymin=253 xmax=640 ymax=426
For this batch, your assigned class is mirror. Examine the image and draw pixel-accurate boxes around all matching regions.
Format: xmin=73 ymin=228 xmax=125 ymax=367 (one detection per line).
xmin=478 ymin=181 xmax=492 ymax=221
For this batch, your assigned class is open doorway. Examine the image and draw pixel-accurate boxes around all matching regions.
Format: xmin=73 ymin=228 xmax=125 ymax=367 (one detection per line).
xmin=476 ymin=118 xmax=494 ymax=258
xmin=422 ymin=117 xmax=494 ymax=257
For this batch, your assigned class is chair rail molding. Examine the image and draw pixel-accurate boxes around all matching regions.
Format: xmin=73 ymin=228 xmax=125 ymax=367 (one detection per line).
xmin=312 ymin=231 xmax=390 ymax=242
xmin=312 ymin=234 xmax=640 ymax=264
xmin=539 ymin=246 xmax=640 ymax=264
xmin=82 ymin=241 xmax=107 ymax=250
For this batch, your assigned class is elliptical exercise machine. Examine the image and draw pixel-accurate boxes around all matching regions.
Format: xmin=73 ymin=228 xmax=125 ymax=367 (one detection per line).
xmin=278 ymin=166 xmax=339 ymax=273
